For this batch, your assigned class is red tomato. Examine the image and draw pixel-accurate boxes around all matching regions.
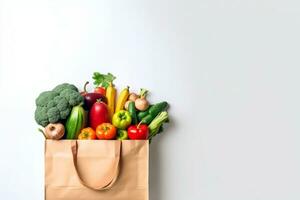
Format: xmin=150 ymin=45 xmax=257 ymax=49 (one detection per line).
xmin=89 ymin=101 xmax=109 ymax=130
xmin=96 ymin=123 xmax=117 ymax=140
xmin=127 ymin=124 xmax=149 ymax=140
xmin=94 ymin=87 xmax=106 ymax=95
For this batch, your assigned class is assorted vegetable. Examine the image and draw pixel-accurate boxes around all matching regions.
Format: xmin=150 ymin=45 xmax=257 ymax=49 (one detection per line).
xmin=128 ymin=101 xmax=138 ymax=125
xmin=34 ymin=72 xmax=170 ymax=142
xmin=137 ymin=106 xmax=152 ymax=122
xmin=112 ymin=110 xmax=132 ymax=129
xmin=94 ymin=86 xmax=106 ymax=96
xmin=135 ymin=88 xmax=149 ymax=111
xmin=65 ymin=104 xmax=87 ymax=139
xmin=117 ymin=130 xmax=128 ymax=140
xmin=128 ymin=93 xmax=139 ymax=102
xmin=115 ymin=86 xmax=130 ymax=112
xmin=81 ymin=81 xmax=107 ymax=109
xmin=78 ymin=127 xmax=97 ymax=140
xmin=140 ymin=101 xmax=169 ymax=124
xmin=89 ymin=101 xmax=109 ymax=130
xmin=34 ymin=83 xmax=83 ymax=127
xmin=148 ymin=111 xmax=169 ymax=140
xmin=127 ymin=124 xmax=149 ymax=140
xmin=39 ymin=123 xmax=65 ymax=140
xmin=106 ymin=82 xmax=116 ymax=120
xmin=96 ymin=123 xmax=116 ymax=140
xmin=92 ymin=72 xmax=116 ymax=89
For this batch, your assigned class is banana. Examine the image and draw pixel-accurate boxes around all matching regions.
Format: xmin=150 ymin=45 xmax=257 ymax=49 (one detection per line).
xmin=65 ymin=104 xmax=86 ymax=139
xmin=106 ymin=82 xmax=116 ymax=121
xmin=115 ymin=86 xmax=130 ymax=112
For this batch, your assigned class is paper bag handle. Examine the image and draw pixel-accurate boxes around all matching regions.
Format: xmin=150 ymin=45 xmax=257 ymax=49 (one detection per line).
xmin=71 ymin=140 xmax=121 ymax=191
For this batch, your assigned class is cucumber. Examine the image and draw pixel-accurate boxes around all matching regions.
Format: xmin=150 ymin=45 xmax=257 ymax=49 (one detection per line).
xmin=140 ymin=101 xmax=169 ymax=124
xmin=128 ymin=101 xmax=138 ymax=125
xmin=149 ymin=102 xmax=168 ymax=116
xmin=65 ymin=104 xmax=86 ymax=139
xmin=137 ymin=105 xmax=151 ymax=122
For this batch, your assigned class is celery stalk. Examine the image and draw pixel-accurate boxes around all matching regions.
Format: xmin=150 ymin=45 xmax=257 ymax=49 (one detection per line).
xmin=148 ymin=111 xmax=169 ymax=140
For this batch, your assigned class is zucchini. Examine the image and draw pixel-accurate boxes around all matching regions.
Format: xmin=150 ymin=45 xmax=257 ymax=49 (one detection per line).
xmin=65 ymin=104 xmax=87 ymax=139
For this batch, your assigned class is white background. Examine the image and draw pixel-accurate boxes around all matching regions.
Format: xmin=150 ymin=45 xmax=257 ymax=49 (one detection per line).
xmin=0 ymin=0 xmax=300 ymax=199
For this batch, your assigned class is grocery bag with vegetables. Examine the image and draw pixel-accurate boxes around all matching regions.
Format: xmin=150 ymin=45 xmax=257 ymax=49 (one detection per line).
xmin=35 ymin=72 xmax=170 ymax=141
xmin=37 ymin=72 xmax=170 ymax=200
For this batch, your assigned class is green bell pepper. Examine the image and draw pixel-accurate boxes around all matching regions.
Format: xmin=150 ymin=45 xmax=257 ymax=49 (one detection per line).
xmin=117 ymin=129 xmax=128 ymax=140
xmin=112 ymin=110 xmax=132 ymax=129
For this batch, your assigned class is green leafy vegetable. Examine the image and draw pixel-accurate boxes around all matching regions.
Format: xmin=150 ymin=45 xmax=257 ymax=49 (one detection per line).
xmin=92 ymin=72 xmax=116 ymax=88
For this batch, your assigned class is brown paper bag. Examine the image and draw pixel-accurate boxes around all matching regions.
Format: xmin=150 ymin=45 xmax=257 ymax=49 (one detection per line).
xmin=45 ymin=140 xmax=149 ymax=200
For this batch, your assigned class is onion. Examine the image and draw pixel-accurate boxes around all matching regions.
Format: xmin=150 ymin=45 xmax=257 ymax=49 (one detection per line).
xmin=128 ymin=93 xmax=139 ymax=101
xmin=135 ymin=97 xmax=149 ymax=111
xmin=39 ymin=123 xmax=65 ymax=140
xmin=135 ymin=88 xmax=149 ymax=111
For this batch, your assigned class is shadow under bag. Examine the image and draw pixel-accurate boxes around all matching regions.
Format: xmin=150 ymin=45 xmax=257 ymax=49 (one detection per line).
xmin=45 ymin=140 xmax=149 ymax=200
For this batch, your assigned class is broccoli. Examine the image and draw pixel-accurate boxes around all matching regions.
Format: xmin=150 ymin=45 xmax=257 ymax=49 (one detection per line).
xmin=53 ymin=83 xmax=79 ymax=93
xmin=34 ymin=83 xmax=83 ymax=127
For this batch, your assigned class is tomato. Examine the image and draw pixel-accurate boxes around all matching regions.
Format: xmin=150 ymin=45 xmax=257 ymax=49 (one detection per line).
xmin=96 ymin=123 xmax=117 ymax=140
xmin=127 ymin=124 xmax=149 ymax=140
xmin=89 ymin=101 xmax=109 ymax=130
xmin=78 ymin=127 xmax=97 ymax=140
xmin=94 ymin=87 xmax=106 ymax=95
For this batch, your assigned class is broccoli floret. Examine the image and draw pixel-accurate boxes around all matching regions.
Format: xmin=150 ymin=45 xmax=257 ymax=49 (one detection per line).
xmin=53 ymin=96 xmax=70 ymax=119
xmin=47 ymin=107 xmax=60 ymax=123
xmin=60 ymin=89 xmax=84 ymax=106
xmin=35 ymin=107 xmax=48 ymax=127
xmin=36 ymin=91 xmax=58 ymax=106
xmin=53 ymin=83 xmax=78 ymax=93
xmin=34 ymin=83 xmax=83 ymax=127
xmin=47 ymin=100 xmax=57 ymax=108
